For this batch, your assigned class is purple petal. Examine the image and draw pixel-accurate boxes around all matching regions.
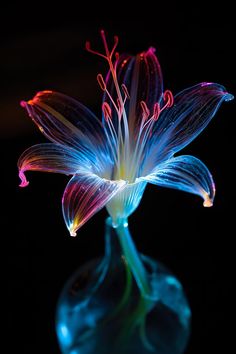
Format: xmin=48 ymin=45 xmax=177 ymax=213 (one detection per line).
xmin=151 ymin=83 xmax=233 ymax=157
xmin=18 ymin=143 xmax=92 ymax=187
xmin=142 ymin=155 xmax=215 ymax=207
xmin=21 ymin=91 xmax=109 ymax=159
xmin=62 ymin=173 xmax=126 ymax=236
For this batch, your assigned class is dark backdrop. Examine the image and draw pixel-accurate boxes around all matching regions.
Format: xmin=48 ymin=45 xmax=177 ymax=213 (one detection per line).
xmin=4 ymin=2 xmax=235 ymax=354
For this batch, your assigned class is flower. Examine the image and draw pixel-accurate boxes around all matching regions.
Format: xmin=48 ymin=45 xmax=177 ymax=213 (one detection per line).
xmin=18 ymin=31 xmax=233 ymax=236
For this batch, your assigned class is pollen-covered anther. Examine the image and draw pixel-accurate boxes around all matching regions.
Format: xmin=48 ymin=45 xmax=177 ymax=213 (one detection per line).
xmin=153 ymin=103 xmax=161 ymax=121
xmin=163 ymin=90 xmax=174 ymax=108
xmin=97 ymin=74 xmax=106 ymax=91
xmin=140 ymin=101 xmax=150 ymax=121
xmin=102 ymin=102 xmax=112 ymax=121
xmin=121 ymin=84 xmax=130 ymax=99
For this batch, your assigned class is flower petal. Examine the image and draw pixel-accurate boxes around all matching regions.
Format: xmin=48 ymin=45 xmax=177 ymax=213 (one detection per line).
xmin=151 ymin=83 xmax=233 ymax=156
xmin=21 ymin=91 xmax=110 ymax=160
xmin=106 ymin=180 xmax=147 ymax=225
xmin=103 ymin=48 xmax=163 ymax=128
xmin=142 ymin=155 xmax=215 ymax=207
xmin=62 ymin=173 xmax=127 ymax=236
xmin=17 ymin=143 xmax=93 ymax=187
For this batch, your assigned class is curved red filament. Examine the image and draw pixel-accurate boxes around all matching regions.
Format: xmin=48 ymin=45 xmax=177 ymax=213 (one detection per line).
xmin=140 ymin=101 xmax=150 ymax=121
xmin=102 ymin=102 xmax=112 ymax=121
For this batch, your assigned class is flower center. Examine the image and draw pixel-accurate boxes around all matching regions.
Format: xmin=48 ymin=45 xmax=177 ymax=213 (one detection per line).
xmin=86 ymin=30 xmax=174 ymax=183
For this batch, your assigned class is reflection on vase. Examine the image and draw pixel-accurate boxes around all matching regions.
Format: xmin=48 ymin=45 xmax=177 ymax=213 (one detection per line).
xmin=56 ymin=218 xmax=191 ymax=354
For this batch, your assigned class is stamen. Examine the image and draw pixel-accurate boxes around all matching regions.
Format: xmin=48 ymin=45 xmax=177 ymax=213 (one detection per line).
xmin=100 ymin=30 xmax=119 ymax=61
xmin=114 ymin=53 xmax=119 ymax=71
xmin=153 ymin=103 xmax=160 ymax=121
xmin=85 ymin=40 xmax=107 ymax=60
xmin=163 ymin=90 xmax=174 ymax=108
xmin=152 ymin=90 xmax=174 ymax=120
xmin=100 ymin=29 xmax=110 ymax=57
xmin=110 ymin=36 xmax=119 ymax=57
xmin=140 ymin=101 xmax=150 ymax=120
xmin=117 ymin=98 xmax=122 ymax=119
xmin=102 ymin=102 xmax=112 ymax=121
xmin=121 ymin=84 xmax=130 ymax=99
xmin=97 ymin=74 xmax=106 ymax=91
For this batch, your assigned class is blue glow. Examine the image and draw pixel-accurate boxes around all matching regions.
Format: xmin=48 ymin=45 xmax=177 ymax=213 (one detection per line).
xmin=56 ymin=217 xmax=191 ymax=354
xmin=57 ymin=323 xmax=72 ymax=347
xmin=18 ymin=33 xmax=233 ymax=236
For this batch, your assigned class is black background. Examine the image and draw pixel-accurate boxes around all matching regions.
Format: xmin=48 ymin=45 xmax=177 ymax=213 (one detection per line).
xmin=4 ymin=2 xmax=235 ymax=354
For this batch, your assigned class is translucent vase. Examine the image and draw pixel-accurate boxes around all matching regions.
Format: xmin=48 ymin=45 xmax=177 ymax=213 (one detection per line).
xmin=56 ymin=217 xmax=191 ymax=354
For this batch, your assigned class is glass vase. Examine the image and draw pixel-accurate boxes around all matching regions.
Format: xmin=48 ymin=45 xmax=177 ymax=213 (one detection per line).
xmin=56 ymin=217 xmax=191 ymax=354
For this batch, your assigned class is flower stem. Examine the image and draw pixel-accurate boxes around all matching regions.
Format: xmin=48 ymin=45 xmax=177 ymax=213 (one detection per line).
xmin=115 ymin=220 xmax=150 ymax=299
xmin=114 ymin=219 xmax=155 ymax=351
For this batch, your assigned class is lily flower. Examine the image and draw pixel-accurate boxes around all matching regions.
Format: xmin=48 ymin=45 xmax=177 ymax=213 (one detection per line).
xmin=18 ymin=31 xmax=233 ymax=236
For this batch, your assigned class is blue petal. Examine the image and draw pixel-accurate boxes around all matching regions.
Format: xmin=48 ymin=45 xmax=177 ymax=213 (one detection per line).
xmin=17 ymin=143 xmax=93 ymax=187
xmin=142 ymin=155 xmax=215 ymax=207
xmin=149 ymin=83 xmax=233 ymax=161
xmin=62 ymin=173 xmax=126 ymax=236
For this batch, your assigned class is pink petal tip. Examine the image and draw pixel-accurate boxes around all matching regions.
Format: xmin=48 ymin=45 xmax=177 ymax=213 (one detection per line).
xmin=20 ymin=100 xmax=27 ymax=108
xmin=203 ymin=197 xmax=213 ymax=207
xmin=19 ymin=170 xmax=29 ymax=188
xmin=70 ymin=230 xmax=77 ymax=237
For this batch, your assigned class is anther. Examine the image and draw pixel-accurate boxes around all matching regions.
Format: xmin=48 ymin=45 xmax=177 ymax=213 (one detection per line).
xmin=140 ymin=101 xmax=150 ymax=120
xmin=85 ymin=40 xmax=107 ymax=60
xmin=153 ymin=103 xmax=160 ymax=121
xmin=102 ymin=102 xmax=112 ymax=121
xmin=163 ymin=90 xmax=174 ymax=108
xmin=121 ymin=84 xmax=130 ymax=99
xmin=97 ymin=74 xmax=106 ymax=91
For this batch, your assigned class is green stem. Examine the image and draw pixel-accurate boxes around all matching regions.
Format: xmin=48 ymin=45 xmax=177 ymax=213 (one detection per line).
xmin=116 ymin=219 xmax=150 ymax=297
xmin=106 ymin=256 xmax=133 ymax=321
xmin=115 ymin=219 xmax=155 ymax=351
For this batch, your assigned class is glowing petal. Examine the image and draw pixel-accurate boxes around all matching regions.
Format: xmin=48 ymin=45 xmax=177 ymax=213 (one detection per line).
xmin=151 ymin=83 xmax=233 ymax=157
xmin=21 ymin=91 xmax=110 ymax=161
xmin=142 ymin=155 xmax=215 ymax=207
xmin=106 ymin=181 xmax=147 ymax=225
xmin=62 ymin=174 xmax=127 ymax=236
xmin=17 ymin=143 xmax=93 ymax=187
xmin=103 ymin=48 xmax=163 ymax=129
